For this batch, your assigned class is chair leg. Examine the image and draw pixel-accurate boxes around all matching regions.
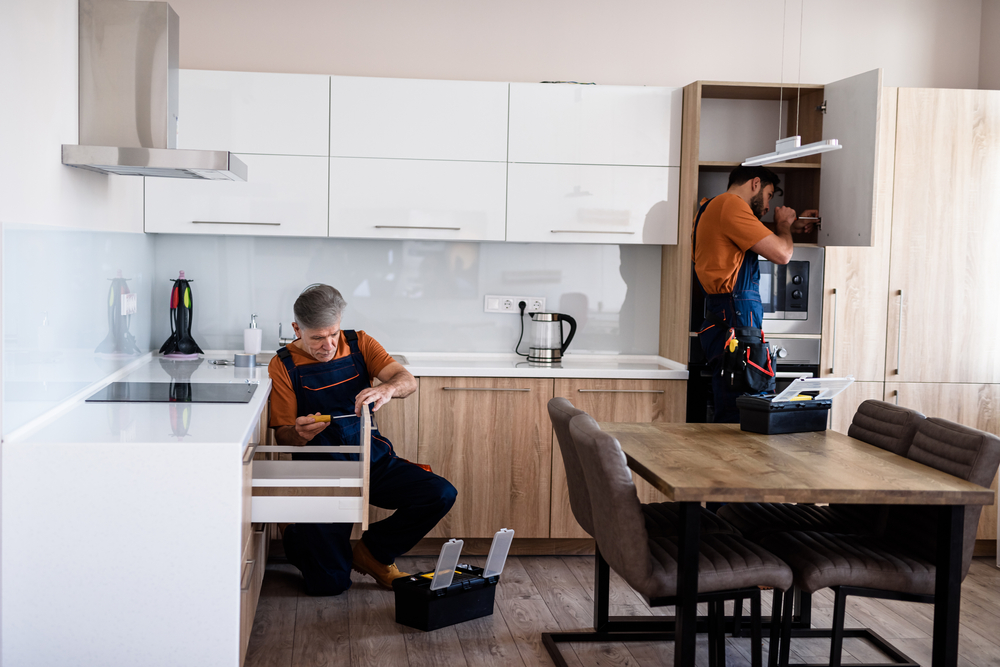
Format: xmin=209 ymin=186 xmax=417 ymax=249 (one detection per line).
xmin=593 ymin=546 xmax=610 ymax=632
xmin=708 ymin=600 xmax=720 ymax=667
xmin=768 ymin=589 xmax=783 ymax=667
xmin=779 ymin=586 xmax=795 ymax=667
xmin=750 ymin=589 xmax=762 ymax=667
xmin=830 ymin=586 xmax=847 ymax=667
xmin=716 ymin=600 xmax=728 ymax=667
xmin=732 ymin=595 xmax=744 ymax=638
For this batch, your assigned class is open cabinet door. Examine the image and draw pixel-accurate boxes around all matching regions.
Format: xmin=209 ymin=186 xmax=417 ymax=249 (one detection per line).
xmin=818 ymin=69 xmax=882 ymax=247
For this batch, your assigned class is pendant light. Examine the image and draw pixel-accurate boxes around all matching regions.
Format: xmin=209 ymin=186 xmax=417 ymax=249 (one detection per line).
xmin=742 ymin=0 xmax=842 ymax=167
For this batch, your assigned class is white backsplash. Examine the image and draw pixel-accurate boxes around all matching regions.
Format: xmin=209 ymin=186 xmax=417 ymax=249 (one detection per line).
xmin=2 ymin=223 xmax=156 ymax=435
xmin=151 ymin=235 xmax=662 ymax=356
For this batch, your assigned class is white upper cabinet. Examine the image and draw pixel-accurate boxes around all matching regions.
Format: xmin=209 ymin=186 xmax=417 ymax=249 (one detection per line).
xmin=508 ymin=84 xmax=682 ymax=166
xmin=178 ymin=70 xmax=330 ymax=156
xmin=329 ymin=76 xmax=509 ymax=162
xmin=506 ymin=163 xmax=679 ymax=244
xmin=329 ymin=158 xmax=507 ymax=241
xmin=145 ymin=154 xmax=328 ymax=237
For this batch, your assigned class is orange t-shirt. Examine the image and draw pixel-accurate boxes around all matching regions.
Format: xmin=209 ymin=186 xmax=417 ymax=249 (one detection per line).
xmin=691 ymin=193 xmax=771 ymax=294
xmin=268 ymin=330 xmax=395 ymax=428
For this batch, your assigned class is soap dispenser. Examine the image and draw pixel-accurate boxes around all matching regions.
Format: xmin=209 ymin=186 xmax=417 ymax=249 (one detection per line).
xmin=244 ymin=314 xmax=262 ymax=355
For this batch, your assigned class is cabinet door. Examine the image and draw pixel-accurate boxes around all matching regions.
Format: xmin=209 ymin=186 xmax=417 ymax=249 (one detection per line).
xmin=178 ymin=70 xmax=330 ymax=156
xmin=885 ymin=383 xmax=1000 ymax=543
xmin=509 ymin=83 xmax=681 ymax=166
xmin=886 ymin=89 xmax=1000 ymax=384
xmin=828 ymin=381 xmax=885 ymax=434
xmin=330 ymin=76 xmax=508 ymax=162
xmin=145 ymin=154 xmax=328 ymax=236
xmin=818 ymin=69 xmax=882 ymax=247
xmin=506 ymin=163 xmax=679 ymax=244
xmin=551 ymin=379 xmax=685 ymax=538
xmin=821 ymin=88 xmax=897 ymax=379
xmin=417 ymin=377 xmax=553 ymax=538
xmin=329 ymin=158 xmax=506 ymax=241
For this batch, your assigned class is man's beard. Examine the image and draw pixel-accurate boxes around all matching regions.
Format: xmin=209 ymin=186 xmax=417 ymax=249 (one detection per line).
xmin=749 ymin=191 xmax=765 ymax=219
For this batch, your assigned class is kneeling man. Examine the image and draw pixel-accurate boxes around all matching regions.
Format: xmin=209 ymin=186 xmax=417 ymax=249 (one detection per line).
xmin=269 ymin=283 xmax=457 ymax=595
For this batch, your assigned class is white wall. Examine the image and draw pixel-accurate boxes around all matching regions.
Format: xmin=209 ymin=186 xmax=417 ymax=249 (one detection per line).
xmin=168 ymin=0 xmax=983 ymax=89
xmin=980 ymin=0 xmax=1000 ymax=89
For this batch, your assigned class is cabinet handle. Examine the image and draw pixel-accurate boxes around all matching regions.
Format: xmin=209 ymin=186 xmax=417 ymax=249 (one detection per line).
xmin=892 ymin=389 xmax=899 ymax=406
xmin=441 ymin=387 xmax=531 ymax=392
xmin=895 ymin=289 xmax=904 ymax=376
xmin=374 ymin=225 xmax=461 ymax=231
xmin=550 ymin=230 xmax=635 ymax=235
xmin=577 ymin=389 xmax=665 ymax=394
xmin=192 ymin=220 xmax=281 ymax=226
xmin=243 ymin=444 xmax=257 ymax=465
xmin=829 ymin=288 xmax=837 ymax=374
xmin=241 ymin=559 xmax=255 ymax=591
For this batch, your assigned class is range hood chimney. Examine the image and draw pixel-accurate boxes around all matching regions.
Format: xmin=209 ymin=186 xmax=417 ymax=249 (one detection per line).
xmin=62 ymin=0 xmax=247 ymax=181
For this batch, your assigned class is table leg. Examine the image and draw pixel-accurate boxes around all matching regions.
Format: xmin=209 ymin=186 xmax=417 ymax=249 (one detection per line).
xmin=675 ymin=501 xmax=701 ymax=667
xmin=932 ymin=504 xmax=964 ymax=667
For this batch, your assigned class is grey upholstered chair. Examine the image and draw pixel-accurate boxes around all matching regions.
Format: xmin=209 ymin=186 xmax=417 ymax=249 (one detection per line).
xmin=759 ymin=417 xmax=1000 ymax=667
xmin=543 ymin=412 xmax=793 ymax=667
xmin=718 ymin=400 xmax=926 ymax=540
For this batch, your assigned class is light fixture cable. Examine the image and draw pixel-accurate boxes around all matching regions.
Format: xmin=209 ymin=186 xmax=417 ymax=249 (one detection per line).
xmin=778 ymin=0 xmax=786 ymax=141
xmin=795 ymin=0 xmax=805 ymax=137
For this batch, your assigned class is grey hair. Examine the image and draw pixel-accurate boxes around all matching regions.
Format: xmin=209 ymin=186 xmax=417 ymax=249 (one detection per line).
xmin=293 ymin=284 xmax=347 ymax=330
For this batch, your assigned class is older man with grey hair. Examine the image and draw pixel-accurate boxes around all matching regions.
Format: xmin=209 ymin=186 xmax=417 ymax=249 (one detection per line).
xmin=268 ymin=284 xmax=457 ymax=596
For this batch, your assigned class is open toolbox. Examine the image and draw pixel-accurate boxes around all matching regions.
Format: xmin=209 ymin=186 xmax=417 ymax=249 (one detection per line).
xmin=393 ymin=528 xmax=514 ymax=631
xmin=737 ymin=376 xmax=855 ymax=435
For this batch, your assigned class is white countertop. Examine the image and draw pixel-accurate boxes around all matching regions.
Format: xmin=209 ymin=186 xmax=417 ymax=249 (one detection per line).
xmin=7 ymin=353 xmax=271 ymax=445
xmin=391 ymin=352 xmax=688 ymax=379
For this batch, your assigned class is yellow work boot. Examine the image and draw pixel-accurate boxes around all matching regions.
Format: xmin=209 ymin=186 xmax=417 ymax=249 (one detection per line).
xmin=352 ymin=540 xmax=409 ymax=590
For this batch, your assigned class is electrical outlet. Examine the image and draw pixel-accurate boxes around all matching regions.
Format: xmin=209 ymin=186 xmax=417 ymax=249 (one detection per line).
xmin=484 ymin=295 xmax=546 ymax=314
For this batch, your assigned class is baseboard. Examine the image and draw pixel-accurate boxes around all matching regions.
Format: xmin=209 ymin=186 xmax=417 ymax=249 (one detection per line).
xmin=974 ymin=538 xmax=997 ymax=558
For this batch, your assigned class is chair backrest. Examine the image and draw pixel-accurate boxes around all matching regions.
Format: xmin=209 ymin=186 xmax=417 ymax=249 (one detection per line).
xmin=569 ymin=413 xmax=671 ymax=598
xmin=887 ymin=417 xmax=1000 ymax=578
xmin=547 ymin=398 xmax=593 ymax=536
xmin=848 ymin=400 xmax=925 ymax=456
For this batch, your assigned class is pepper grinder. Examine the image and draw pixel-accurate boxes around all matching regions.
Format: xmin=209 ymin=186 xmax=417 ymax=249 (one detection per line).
xmin=244 ymin=313 xmax=262 ymax=355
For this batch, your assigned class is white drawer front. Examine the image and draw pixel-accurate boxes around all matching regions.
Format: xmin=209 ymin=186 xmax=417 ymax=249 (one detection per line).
xmin=145 ymin=154 xmax=329 ymax=237
xmin=506 ymin=163 xmax=679 ymax=244
xmin=330 ymin=76 xmax=509 ymax=162
xmin=178 ymin=70 xmax=330 ymax=156
xmin=508 ymin=83 xmax=681 ymax=166
xmin=251 ymin=496 xmax=363 ymax=524
xmin=329 ymin=158 xmax=507 ymax=241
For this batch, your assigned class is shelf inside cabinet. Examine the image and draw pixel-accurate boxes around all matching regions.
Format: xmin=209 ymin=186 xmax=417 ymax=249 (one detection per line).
xmin=699 ymin=161 xmax=821 ymax=172
xmin=700 ymin=82 xmax=824 ymax=101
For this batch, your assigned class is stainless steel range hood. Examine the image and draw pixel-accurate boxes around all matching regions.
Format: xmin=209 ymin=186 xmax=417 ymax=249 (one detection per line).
xmin=61 ymin=0 xmax=247 ymax=181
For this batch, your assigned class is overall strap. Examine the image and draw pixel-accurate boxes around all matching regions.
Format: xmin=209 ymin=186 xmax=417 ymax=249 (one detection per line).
xmin=276 ymin=346 xmax=296 ymax=373
xmin=341 ymin=330 xmax=371 ymax=385
xmin=691 ymin=197 xmax=714 ymax=256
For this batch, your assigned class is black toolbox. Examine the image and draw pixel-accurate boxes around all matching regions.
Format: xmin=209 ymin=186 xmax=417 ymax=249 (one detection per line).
xmin=736 ymin=395 xmax=832 ymax=434
xmin=393 ymin=565 xmax=498 ymax=631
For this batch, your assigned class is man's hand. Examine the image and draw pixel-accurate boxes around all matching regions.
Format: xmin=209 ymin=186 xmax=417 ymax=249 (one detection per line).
xmin=773 ymin=206 xmax=797 ymax=232
xmin=294 ymin=413 xmax=329 ymax=442
xmin=355 ymin=384 xmax=395 ymax=416
xmin=790 ymin=208 xmax=819 ymax=234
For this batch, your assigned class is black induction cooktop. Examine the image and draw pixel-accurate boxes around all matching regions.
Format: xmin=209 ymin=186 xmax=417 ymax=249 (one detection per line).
xmin=86 ymin=382 xmax=258 ymax=403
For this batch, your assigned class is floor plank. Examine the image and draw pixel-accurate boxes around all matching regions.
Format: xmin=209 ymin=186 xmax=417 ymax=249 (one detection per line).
xmin=246 ymin=601 xmax=297 ymax=667
xmin=291 ymin=597 xmax=352 ymax=667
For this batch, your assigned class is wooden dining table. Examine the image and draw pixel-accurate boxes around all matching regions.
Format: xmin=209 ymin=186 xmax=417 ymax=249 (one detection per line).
xmin=600 ymin=422 xmax=996 ymax=667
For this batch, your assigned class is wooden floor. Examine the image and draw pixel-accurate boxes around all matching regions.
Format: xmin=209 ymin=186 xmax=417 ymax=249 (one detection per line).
xmin=247 ymin=553 xmax=1000 ymax=667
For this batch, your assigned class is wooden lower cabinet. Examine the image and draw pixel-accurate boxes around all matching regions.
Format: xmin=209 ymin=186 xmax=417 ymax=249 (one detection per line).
xmin=550 ymin=379 xmax=685 ymax=538
xmin=417 ymin=377 xmax=553 ymax=538
xmin=828 ymin=381 xmax=885 ymax=434
xmin=886 ymin=383 xmax=1000 ymax=541
xmin=239 ymin=524 xmax=267 ymax=666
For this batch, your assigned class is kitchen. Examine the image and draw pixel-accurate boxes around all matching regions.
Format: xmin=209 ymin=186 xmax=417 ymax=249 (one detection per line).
xmin=3 ymin=1 xmax=1000 ymax=666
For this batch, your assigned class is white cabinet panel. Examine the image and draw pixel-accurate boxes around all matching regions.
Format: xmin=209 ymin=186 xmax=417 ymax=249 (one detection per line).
xmin=145 ymin=154 xmax=328 ymax=237
xmin=329 ymin=158 xmax=506 ymax=241
xmin=330 ymin=76 xmax=508 ymax=161
xmin=508 ymin=84 xmax=681 ymax=166
xmin=178 ymin=70 xmax=329 ymax=156
xmin=506 ymin=163 xmax=678 ymax=244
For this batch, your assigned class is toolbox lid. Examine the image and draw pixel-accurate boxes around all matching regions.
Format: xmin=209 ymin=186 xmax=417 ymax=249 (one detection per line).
xmin=430 ymin=539 xmax=464 ymax=591
xmin=773 ymin=376 xmax=855 ymax=402
xmin=483 ymin=528 xmax=515 ymax=578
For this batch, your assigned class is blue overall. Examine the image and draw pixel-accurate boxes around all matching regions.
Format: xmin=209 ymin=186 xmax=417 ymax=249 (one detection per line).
xmin=694 ymin=198 xmax=765 ymax=423
xmin=277 ymin=331 xmax=457 ymax=596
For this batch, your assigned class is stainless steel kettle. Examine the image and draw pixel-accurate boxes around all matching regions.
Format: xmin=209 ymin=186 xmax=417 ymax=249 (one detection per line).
xmin=528 ymin=312 xmax=577 ymax=363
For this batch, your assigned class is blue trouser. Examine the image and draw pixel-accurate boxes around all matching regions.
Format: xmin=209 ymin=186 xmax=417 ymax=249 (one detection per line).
xmin=283 ymin=454 xmax=457 ymax=596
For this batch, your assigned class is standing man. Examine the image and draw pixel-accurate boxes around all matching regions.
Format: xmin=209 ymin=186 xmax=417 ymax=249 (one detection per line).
xmin=692 ymin=166 xmax=816 ymax=422
xmin=268 ymin=284 xmax=457 ymax=595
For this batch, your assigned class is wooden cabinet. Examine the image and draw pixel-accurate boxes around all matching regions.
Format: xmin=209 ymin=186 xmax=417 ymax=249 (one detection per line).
xmin=885 ymin=88 xmax=1000 ymax=384
xmin=330 ymin=76 xmax=508 ymax=162
xmin=145 ymin=154 xmax=329 ymax=236
xmin=885 ymin=383 xmax=1000 ymax=543
xmin=328 ymin=157 xmax=506 ymax=241
xmin=550 ymin=379 xmax=685 ymax=538
xmin=179 ymin=69 xmax=330 ymax=156
xmin=508 ymin=83 xmax=681 ymax=166
xmin=417 ymin=377 xmax=553 ymax=538
xmin=828 ymin=381 xmax=885 ymax=435
xmin=506 ymin=163 xmax=679 ymax=244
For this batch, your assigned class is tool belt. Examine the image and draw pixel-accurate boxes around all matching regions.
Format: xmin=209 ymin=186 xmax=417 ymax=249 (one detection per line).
xmin=707 ymin=312 xmax=776 ymax=395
